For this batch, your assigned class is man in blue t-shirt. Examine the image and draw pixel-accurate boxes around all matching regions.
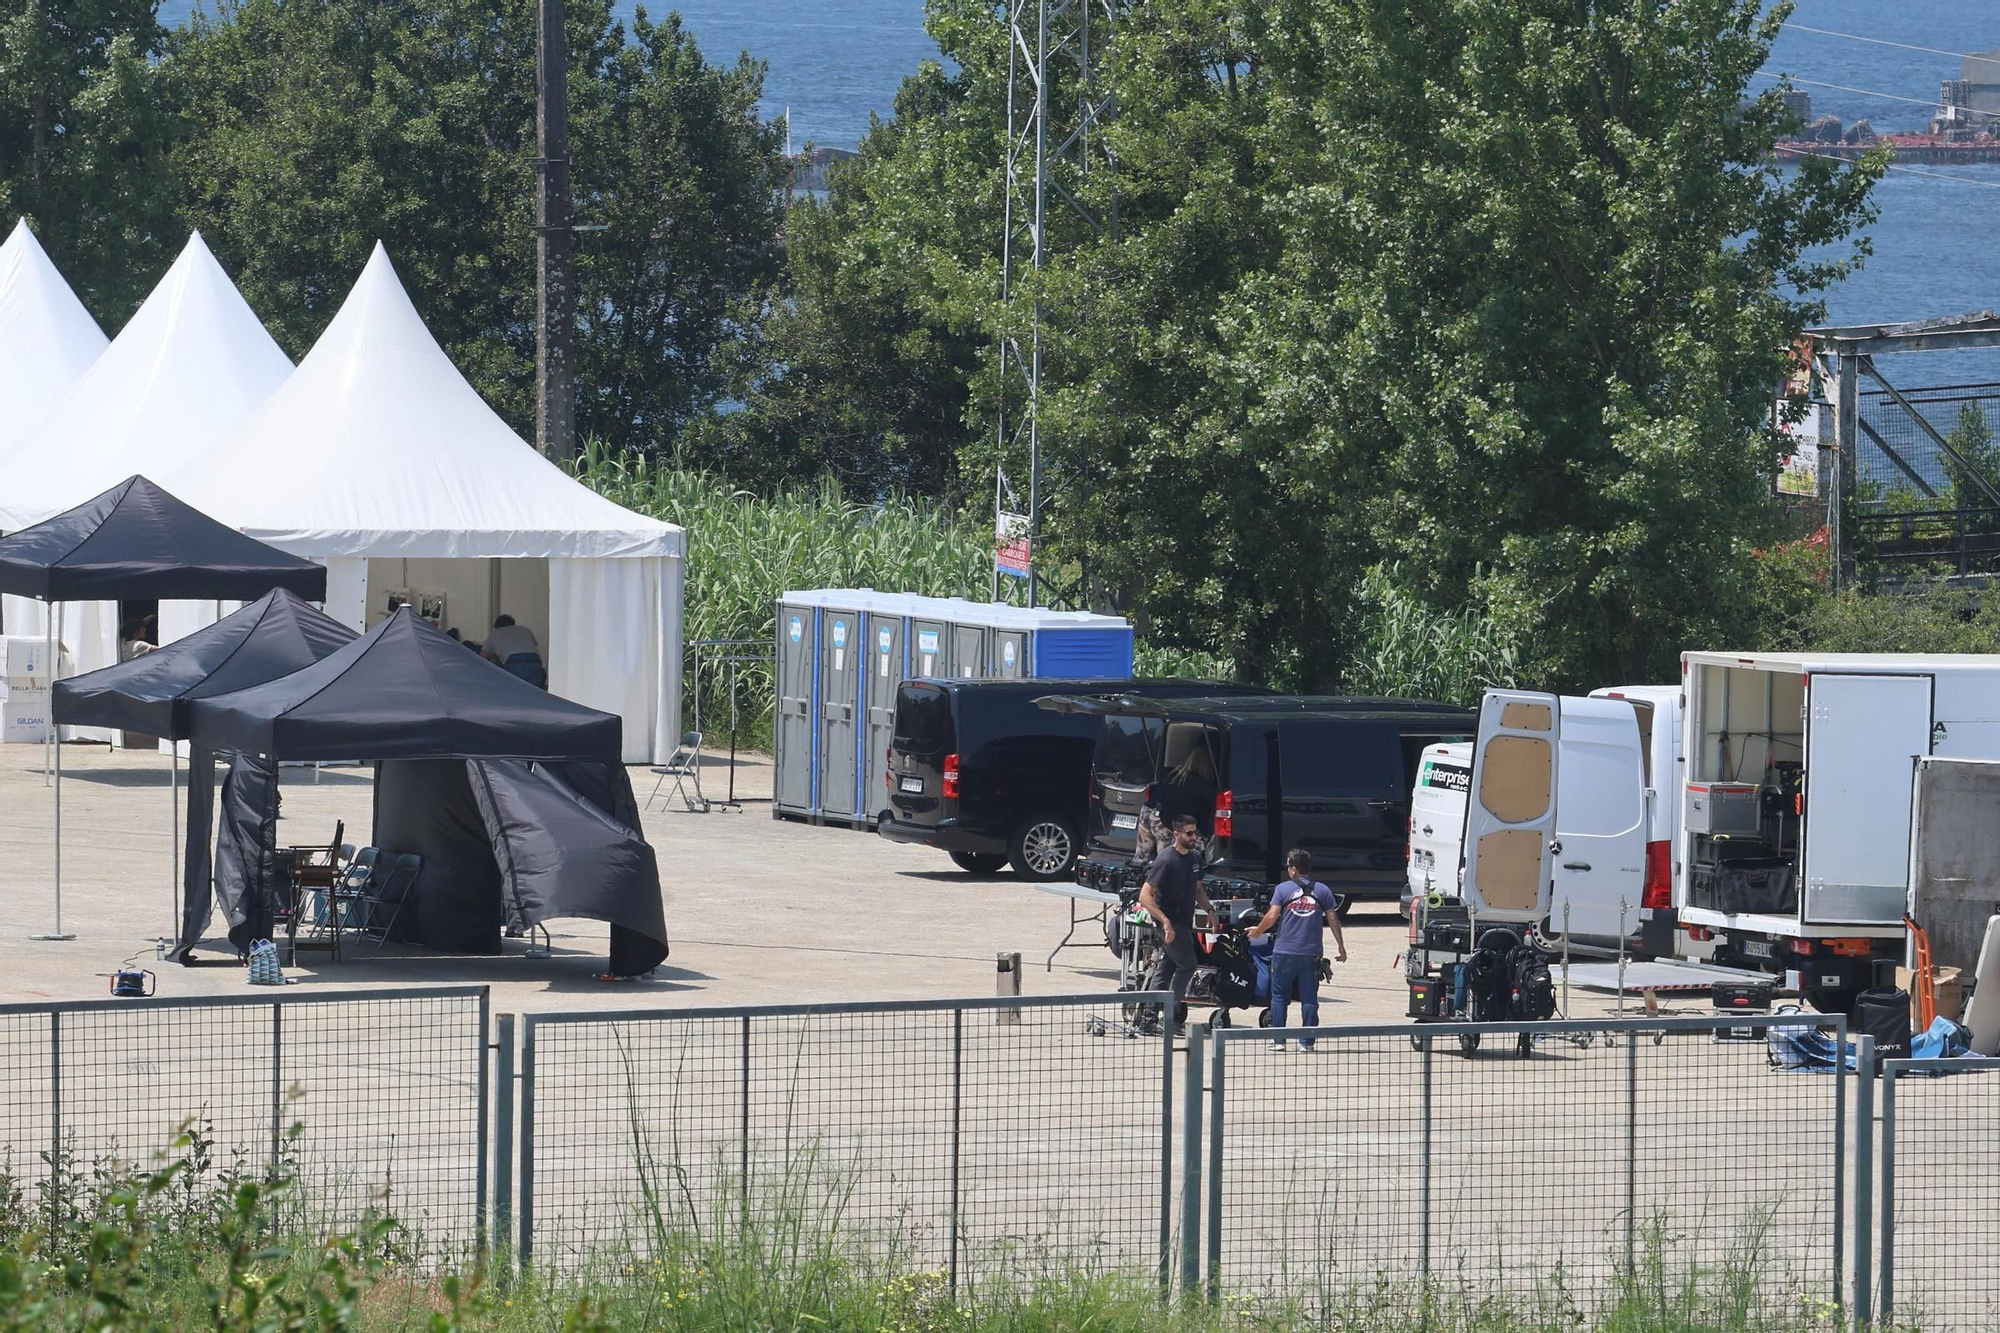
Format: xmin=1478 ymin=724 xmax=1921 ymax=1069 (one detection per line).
xmin=1246 ymin=849 xmax=1347 ymax=1051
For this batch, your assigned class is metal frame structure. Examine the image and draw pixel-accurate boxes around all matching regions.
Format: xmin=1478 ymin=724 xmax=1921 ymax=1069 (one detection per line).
xmin=1876 ymin=1051 xmax=2000 ymax=1327
xmin=1814 ymin=311 xmax=2000 ymax=588
xmin=995 ymin=0 xmax=1120 ymax=606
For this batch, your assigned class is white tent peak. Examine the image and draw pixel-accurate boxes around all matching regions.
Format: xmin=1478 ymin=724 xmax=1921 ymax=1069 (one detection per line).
xmin=0 ymin=231 xmax=292 ymax=531
xmin=165 ymin=242 xmax=681 ymax=560
xmin=0 ymin=219 xmax=110 ymax=455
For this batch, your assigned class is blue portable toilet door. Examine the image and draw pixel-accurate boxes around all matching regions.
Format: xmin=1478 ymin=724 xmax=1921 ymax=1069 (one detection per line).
xmin=862 ymin=613 xmax=905 ymax=822
xmin=775 ymin=607 xmax=816 ymax=812
xmin=911 ymin=620 xmax=947 ymax=678
xmin=993 ymin=631 xmax=1026 ymax=679
xmin=819 ymin=610 xmax=862 ymax=819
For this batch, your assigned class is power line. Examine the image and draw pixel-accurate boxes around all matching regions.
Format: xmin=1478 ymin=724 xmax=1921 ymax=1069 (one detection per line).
xmin=1783 ymin=148 xmax=2000 ymax=190
xmin=1780 ymin=22 xmax=1989 ymax=65
xmin=1752 ymin=70 xmax=2000 ymax=121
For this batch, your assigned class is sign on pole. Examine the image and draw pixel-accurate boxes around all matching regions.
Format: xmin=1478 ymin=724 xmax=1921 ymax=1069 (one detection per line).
xmin=996 ymin=511 xmax=1031 ymax=579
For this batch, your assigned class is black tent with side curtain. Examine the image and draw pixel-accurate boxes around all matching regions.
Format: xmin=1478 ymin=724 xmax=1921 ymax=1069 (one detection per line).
xmin=179 ymin=607 xmax=668 ymax=974
xmin=50 ymin=589 xmax=357 ymax=946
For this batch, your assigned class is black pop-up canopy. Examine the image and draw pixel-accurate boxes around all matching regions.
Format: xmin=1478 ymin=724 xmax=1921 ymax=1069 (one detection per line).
xmin=177 ymin=608 xmax=666 ymax=973
xmin=0 ymin=475 xmax=327 ymax=601
xmin=52 ymin=589 xmax=355 ymax=737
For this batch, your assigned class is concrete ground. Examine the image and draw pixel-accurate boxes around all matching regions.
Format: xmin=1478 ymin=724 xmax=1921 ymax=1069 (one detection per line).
xmin=0 ymin=739 xmax=1668 ymax=1019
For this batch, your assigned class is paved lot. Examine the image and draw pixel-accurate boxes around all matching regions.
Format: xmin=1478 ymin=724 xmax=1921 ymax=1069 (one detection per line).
xmin=0 ymin=739 xmax=1651 ymax=1021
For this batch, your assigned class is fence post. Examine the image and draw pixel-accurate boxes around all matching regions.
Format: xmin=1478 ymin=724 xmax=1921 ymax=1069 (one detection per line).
xmin=1179 ymin=1023 xmax=1204 ymax=1299
xmin=1878 ymin=1058 xmax=1896 ymax=1325
xmin=1205 ymin=1033 xmax=1224 ymax=1301
xmin=1158 ymin=998 xmax=1174 ymax=1296
xmin=494 ymin=1013 xmax=514 ymax=1273
xmin=271 ymin=1001 xmax=283 ymax=1180
xmin=948 ymin=1007 xmax=962 ymax=1301
xmin=740 ymin=1013 xmax=751 ymax=1235
xmin=1625 ymin=1025 xmax=1637 ymax=1274
xmin=519 ymin=1018 xmax=536 ymax=1269
xmin=48 ymin=1010 xmax=60 ymax=1239
xmin=1853 ymin=1036 xmax=1875 ymax=1329
xmin=477 ymin=990 xmax=491 ymax=1262
xmin=1419 ymin=1032 xmax=1432 ymax=1281
xmin=1833 ymin=1016 xmax=1848 ymax=1312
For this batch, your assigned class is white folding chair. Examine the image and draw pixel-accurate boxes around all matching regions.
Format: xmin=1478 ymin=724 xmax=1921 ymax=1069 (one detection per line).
xmin=646 ymin=731 xmax=709 ymax=812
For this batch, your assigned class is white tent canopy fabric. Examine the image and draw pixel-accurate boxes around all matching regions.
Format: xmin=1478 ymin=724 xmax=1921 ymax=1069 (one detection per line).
xmin=0 ymin=220 xmax=108 ymax=453
xmin=0 ymin=231 xmax=293 ymax=533
xmin=166 ymin=243 xmax=684 ymax=762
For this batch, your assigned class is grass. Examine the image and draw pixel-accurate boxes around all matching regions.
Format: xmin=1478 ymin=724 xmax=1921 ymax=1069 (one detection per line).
xmin=0 ymin=1123 xmax=1874 ymax=1333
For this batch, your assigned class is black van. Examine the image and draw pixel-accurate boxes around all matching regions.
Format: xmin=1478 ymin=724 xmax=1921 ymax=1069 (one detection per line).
xmin=877 ymin=678 xmax=1266 ymax=879
xmin=1049 ymin=695 xmax=1474 ymax=909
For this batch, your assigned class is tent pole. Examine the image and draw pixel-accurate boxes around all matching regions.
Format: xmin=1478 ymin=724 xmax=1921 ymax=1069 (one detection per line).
xmin=171 ymin=744 xmax=180 ymax=945
xmin=34 ymin=602 xmax=72 ymax=940
xmin=42 ymin=604 xmax=52 ymax=784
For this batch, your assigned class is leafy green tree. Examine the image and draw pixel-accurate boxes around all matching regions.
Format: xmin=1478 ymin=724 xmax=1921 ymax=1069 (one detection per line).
xmin=1942 ymin=402 xmax=2000 ymax=533
xmin=0 ymin=0 xmax=181 ymax=323
xmin=168 ymin=0 xmax=785 ymax=447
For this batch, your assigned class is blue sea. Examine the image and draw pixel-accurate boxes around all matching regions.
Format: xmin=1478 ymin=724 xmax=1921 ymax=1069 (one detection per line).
xmin=152 ymin=0 xmax=1995 ymax=385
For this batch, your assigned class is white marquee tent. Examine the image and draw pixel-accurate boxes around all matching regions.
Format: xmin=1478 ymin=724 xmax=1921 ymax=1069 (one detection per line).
xmin=165 ymin=243 xmax=684 ymax=763
xmin=0 ymin=220 xmax=108 ymax=453
xmin=0 ymin=231 xmax=292 ymax=686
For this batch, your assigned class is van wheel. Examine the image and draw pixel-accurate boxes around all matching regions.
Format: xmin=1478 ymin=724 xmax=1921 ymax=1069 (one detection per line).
xmin=1333 ymin=895 xmax=1355 ymax=921
xmin=948 ymin=851 xmax=1007 ymax=876
xmin=1009 ymin=815 xmax=1078 ymax=880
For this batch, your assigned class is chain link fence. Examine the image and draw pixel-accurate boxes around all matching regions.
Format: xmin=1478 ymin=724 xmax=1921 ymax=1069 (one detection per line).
xmin=515 ymin=993 xmax=1174 ymax=1289
xmin=0 ymin=987 xmax=489 ymax=1259
xmin=1880 ymin=1056 xmax=2000 ymax=1331
xmin=1201 ymin=1016 xmax=1847 ymax=1319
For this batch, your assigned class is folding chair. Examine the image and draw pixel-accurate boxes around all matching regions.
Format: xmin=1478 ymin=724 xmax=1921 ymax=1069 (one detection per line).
xmin=646 ymin=731 xmax=709 ymax=812
xmin=331 ymin=847 xmax=378 ymax=930
xmin=356 ymin=852 xmax=421 ymax=944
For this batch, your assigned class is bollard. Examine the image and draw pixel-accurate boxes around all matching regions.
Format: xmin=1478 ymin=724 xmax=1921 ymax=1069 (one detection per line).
xmin=996 ymin=951 xmax=1022 ymax=1023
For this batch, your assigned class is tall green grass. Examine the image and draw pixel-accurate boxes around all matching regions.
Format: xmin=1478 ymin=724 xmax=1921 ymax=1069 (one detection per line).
xmin=579 ymin=450 xmax=1005 ymax=747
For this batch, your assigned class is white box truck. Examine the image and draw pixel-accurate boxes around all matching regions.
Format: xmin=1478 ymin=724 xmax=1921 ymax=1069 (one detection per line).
xmin=1675 ymin=651 xmax=2000 ymax=1011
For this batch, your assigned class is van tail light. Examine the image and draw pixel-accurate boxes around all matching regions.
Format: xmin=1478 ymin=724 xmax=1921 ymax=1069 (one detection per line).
xmin=1214 ymin=790 xmax=1233 ymax=838
xmin=1641 ymin=841 xmax=1671 ymax=910
xmin=942 ymin=754 xmax=960 ymax=799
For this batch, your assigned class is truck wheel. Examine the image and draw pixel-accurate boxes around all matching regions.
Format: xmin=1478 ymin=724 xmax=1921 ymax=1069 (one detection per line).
xmin=1008 ymin=814 xmax=1079 ymax=881
xmin=948 ymin=851 xmax=1007 ymax=876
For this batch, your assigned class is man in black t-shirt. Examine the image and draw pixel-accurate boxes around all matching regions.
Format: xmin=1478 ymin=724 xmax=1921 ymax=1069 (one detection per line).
xmin=1138 ymin=813 xmax=1212 ymax=1033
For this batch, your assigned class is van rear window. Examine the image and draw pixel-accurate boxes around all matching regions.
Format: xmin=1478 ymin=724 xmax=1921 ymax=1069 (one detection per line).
xmin=893 ymin=685 xmax=953 ymax=754
xmin=1096 ymin=714 xmax=1162 ymax=784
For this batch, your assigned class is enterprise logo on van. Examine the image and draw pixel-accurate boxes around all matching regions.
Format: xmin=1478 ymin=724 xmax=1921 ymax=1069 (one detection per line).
xmin=1420 ymin=759 xmax=1470 ymax=793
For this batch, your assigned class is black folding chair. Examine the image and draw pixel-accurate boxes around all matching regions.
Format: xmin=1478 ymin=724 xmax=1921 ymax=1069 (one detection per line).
xmin=356 ymin=852 xmax=421 ymax=944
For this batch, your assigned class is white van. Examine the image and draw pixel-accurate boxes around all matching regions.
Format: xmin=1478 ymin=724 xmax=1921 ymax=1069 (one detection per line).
xmin=1425 ymin=686 xmax=1683 ymax=953
xmin=1406 ymin=741 xmax=1471 ymax=907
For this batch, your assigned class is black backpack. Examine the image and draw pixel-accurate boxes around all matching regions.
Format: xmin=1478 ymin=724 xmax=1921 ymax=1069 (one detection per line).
xmin=1209 ymin=932 xmax=1260 ymax=1008
xmin=1509 ymin=947 xmax=1557 ymax=1021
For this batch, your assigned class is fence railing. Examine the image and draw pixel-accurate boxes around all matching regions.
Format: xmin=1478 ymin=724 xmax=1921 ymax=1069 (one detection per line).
xmin=16 ymin=985 xmax=2000 ymax=1325
xmin=512 ymin=992 xmax=1175 ymax=1291
xmin=1202 ymin=1015 xmax=1849 ymax=1317
xmin=1879 ymin=1056 xmax=2000 ymax=1330
xmin=0 ymin=986 xmax=490 ymax=1258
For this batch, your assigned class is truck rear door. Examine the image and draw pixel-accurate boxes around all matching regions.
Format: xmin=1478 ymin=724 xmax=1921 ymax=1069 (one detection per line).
xmin=1462 ymin=690 xmax=1560 ymax=923
xmin=1548 ymin=697 xmax=1649 ymax=942
xmin=1804 ymin=673 xmax=1932 ymax=925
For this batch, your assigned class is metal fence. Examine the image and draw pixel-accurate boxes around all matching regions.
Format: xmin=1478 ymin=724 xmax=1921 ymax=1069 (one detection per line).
xmin=0 ymin=987 xmax=489 ymax=1258
xmin=1879 ymin=1056 xmax=2000 ymax=1331
xmin=1858 ymin=382 xmax=2000 ymax=508
xmin=1199 ymin=1016 xmax=1849 ymax=1318
xmin=512 ymin=993 xmax=1174 ymax=1289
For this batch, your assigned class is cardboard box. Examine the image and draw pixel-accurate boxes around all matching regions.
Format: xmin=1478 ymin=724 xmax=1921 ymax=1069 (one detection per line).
xmin=2 ymin=689 xmax=49 ymax=744
xmin=1897 ymin=965 xmax=1966 ymax=1026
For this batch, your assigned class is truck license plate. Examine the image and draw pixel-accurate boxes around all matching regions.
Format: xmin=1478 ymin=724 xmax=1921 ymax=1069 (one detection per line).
xmin=899 ymin=776 xmax=923 ymax=793
xmin=1112 ymin=814 xmax=1137 ymax=830
xmin=1743 ymin=940 xmax=1774 ymax=959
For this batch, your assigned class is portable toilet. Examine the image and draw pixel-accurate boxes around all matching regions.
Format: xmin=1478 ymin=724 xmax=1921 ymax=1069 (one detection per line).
xmin=943 ymin=599 xmax=991 ymax=679
xmin=773 ymin=593 xmax=821 ymax=818
xmin=1017 ymin=607 xmax=1134 ymax=678
xmin=909 ymin=601 xmax=949 ymax=678
xmin=860 ymin=593 xmax=913 ymax=822
xmin=814 ymin=593 xmax=867 ymax=824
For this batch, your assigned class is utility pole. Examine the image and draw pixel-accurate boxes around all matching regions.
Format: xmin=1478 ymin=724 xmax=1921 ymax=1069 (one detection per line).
xmin=535 ymin=0 xmax=576 ymax=464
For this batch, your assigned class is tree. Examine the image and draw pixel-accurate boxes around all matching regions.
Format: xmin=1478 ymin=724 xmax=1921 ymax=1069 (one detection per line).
xmin=1942 ymin=402 xmax=2000 ymax=534
xmin=686 ymin=53 xmax=1001 ymax=499
xmin=168 ymin=0 xmax=786 ymax=446
xmin=0 ymin=0 xmax=181 ymax=323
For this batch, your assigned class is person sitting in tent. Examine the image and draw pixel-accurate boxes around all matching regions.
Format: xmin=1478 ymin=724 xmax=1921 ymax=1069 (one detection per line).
xmin=119 ymin=615 xmax=158 ymax=662
xmin=483 ymin=614 xmax=546 ymax=688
